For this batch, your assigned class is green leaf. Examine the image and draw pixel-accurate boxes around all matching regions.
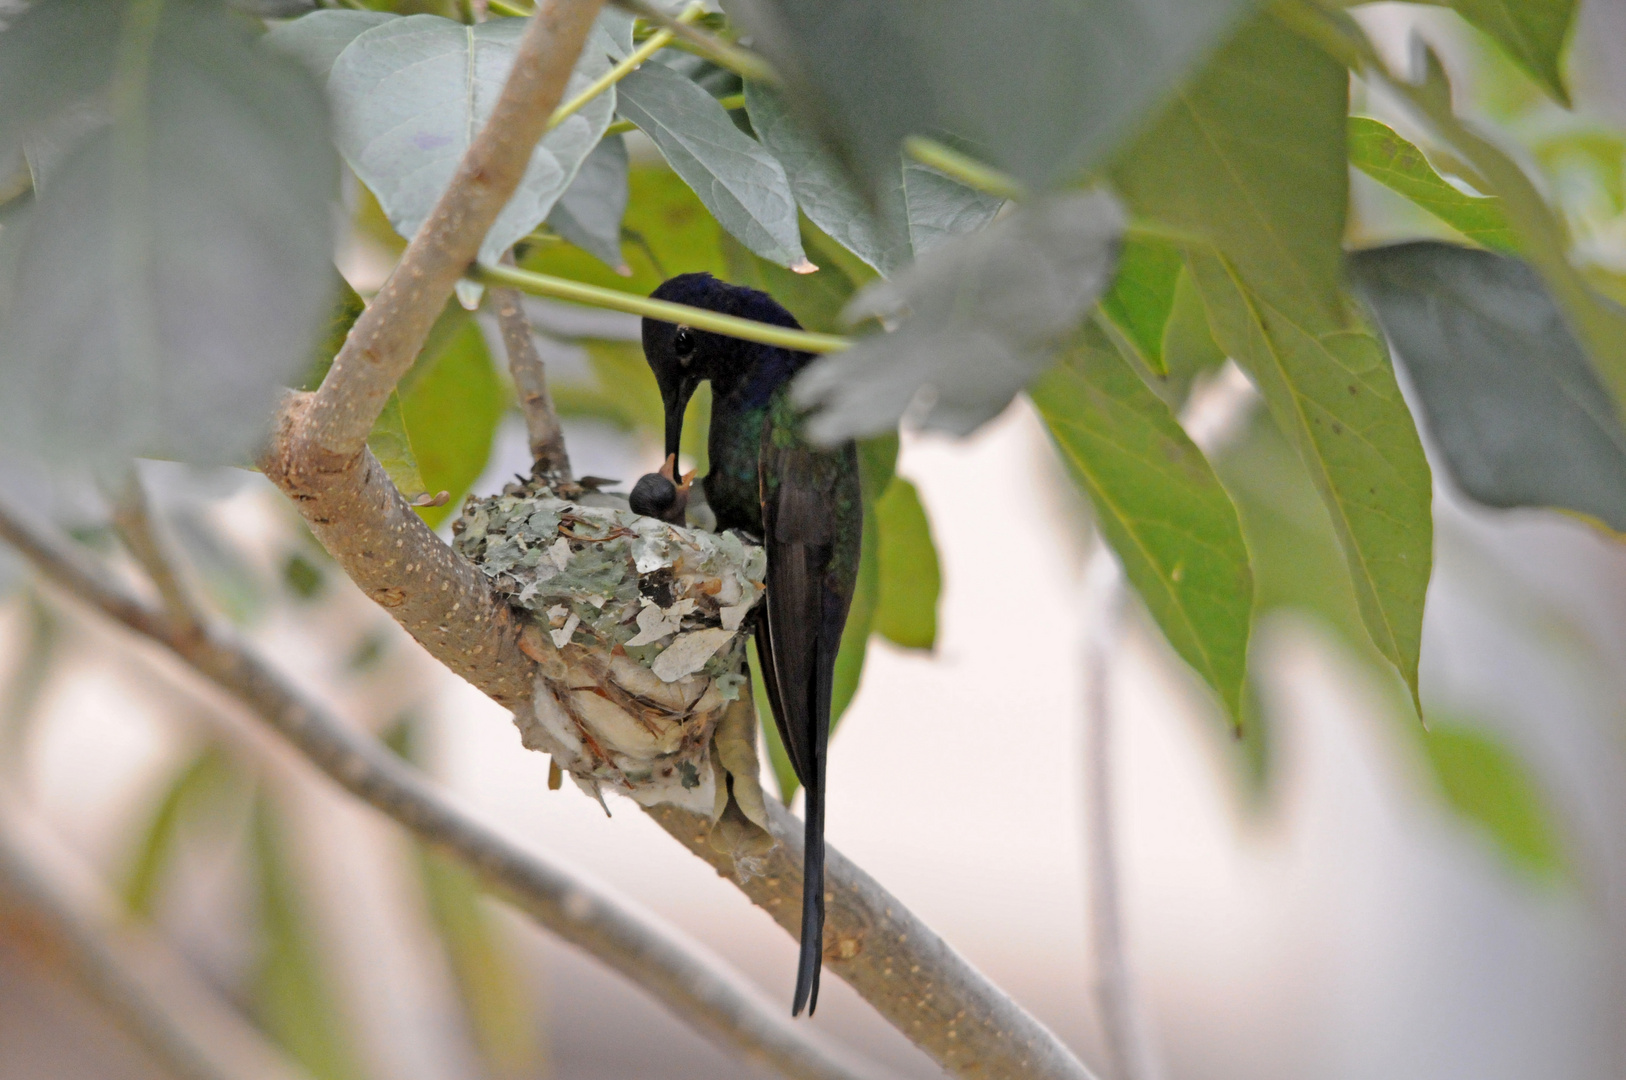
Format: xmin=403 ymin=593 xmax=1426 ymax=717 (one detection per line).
xmin=1111 ymin=10 xmax=1351 ymax=329
xmin=744 ymin=82 xmax=1002 ymax=278
xmin=0 ymin=0 xmax=338 ymax=467
xmin=794 ymin=191 xmax=1125 ymax=442
xmin=547 ymin=134 xmax=630 ymax=272
xmin=872 ymin=477 xmax=940 ymax=650
xmin=750 ymin=639 xmax=797 ymax=805
xmin=1347 ymin=117 xmax=1519 ymax=253
xmin=398 ymin=311 xmax=506 ymax=528
xmin=121 ymin=746 xmax=236 ymax=917
xmin=1030 ymin=322 xmax=1253 ymax=722
xmin=729 ymin=0 xmax=1255 ymax=194
xmin=1099 ymin=238 xmax=1184 ymax=375
xmin=1422 ymin=720 xmax=1566 ymax=880
xmin=368 ymin=391 xmax=428 ymax=501
xmin=1433 ymin=0 xmax=1577 ymax=106
xmin=1188 ymin=250 xmax=1432 ymax=708
xmin=1159 ymin=265 xmax=1227 ymax=392
xmin=264 ymin=9 xmax=394 ymax=81
xmin=252 ymin=795 xmax=363 ymax=1080
xmin=616 ymin=61 xmax=807 ymax=269
xmin=1352 ymin=241 xmax=1626 ymax=532
xmin=328 ymin=13 xmax=620 ymax=264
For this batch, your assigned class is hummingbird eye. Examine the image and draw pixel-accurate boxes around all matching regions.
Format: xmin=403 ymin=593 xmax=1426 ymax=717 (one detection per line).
xmin=672 ymin=325 xmax=696 ymax=363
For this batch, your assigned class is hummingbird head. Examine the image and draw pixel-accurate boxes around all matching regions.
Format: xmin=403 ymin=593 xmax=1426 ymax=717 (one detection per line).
xmin=642 ymin=273 xmax=806 ymax=464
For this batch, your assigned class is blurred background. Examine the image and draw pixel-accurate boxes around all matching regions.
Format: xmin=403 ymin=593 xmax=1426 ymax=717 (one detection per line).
xmin=7 ymin=2 xmax=1626 ymax=1079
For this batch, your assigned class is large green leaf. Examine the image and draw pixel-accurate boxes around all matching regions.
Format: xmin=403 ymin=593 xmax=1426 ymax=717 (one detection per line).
xmin=1030 ymin=322 xmax=1253 ymax=722
xmin=1111 ymin=10 xmax=1350 ymax=329
xmin=616 ymin=60 xmax=808 ymax=269
xmin=327 ymin=13 xmax=620 ymax=264
xmin=1098 ymin=238 xmax=1184 ymax=375
xmin=1429 ymin=0 xmax=1577 ymax=106
xmin=398 ymin=311 xmax=506 ymax=528
xmin=1189 ymin=251 xmax=1432 ymax=707
xmin=0 ymin=0 xmax=337 ymax=467
xmin=253 ymin=795 xmax=363 ymax=1080
xmin=1421 ymin=719 xmax=1566 ymax=881
xmin=872 ymin=477 xmax=941 ymax=651
xmin=728 ymin=0 xmax=1255 ymax=194
xmin=547 ymin=134 xmax=630 ymax=272
xmin=1352 ymin=241 xmax=1626 ymax=532
xmin=1347 ymin=117 xmax=1518 ymax=254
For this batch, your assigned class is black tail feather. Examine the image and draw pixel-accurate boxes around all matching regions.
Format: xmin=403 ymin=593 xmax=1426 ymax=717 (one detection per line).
xmin=791 ymin=776 xmax=825 ymax=1016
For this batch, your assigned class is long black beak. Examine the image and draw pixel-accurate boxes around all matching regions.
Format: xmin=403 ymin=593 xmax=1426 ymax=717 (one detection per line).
xmin=663 ymin=378 xmax=695 ymax=466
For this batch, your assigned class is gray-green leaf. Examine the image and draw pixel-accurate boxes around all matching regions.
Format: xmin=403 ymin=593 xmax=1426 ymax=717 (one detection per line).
xmin=328 ymin=14 xmax=619 ymax=265
xmin=1189 ymin=250 xmax=1433 ymax=708
xmin=744 ymin=82 xmax=1000 ymax=277
xmin=793 ymin=190 xmax=1125 ymax=441
xmin=1430 ymin=0 xmax=1577 ymax=106
xmin=0 ymin=0 xmax=338 ymax=467
xmin=263 ymin=9 xmax=394 ymax=81
xmin=1352 ymin=241 xmax=1626 ymax=533
xmin=616 ymin=61 xmax=807 ymax=269
xmin=1031 ymin=322 xmax=1253 ymax=723
xmin=1348 ymin=116 xmax=1518 ymax=254
xmin=547 ymin=134 xmax=629 ymax=271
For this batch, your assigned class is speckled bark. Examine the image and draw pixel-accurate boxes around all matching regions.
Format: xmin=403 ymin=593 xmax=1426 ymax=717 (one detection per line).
xmin=262 ymin=394 xmax=536 ymax=707
xmin=645 ymin=801 xmax=1094 ymax=1080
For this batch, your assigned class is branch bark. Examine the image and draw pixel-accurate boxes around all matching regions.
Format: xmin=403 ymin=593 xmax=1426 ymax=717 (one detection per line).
xmin=0 ymin=502 xmax=889 ymax=1080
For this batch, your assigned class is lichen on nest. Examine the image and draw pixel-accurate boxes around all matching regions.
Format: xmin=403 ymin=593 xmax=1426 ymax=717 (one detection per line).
xmin=452 ymin=480 xmax=775 ymax=858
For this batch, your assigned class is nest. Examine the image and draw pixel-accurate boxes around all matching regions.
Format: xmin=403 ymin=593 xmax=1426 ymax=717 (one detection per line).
xmin=452 ymin=482 xmax=775 ymax=858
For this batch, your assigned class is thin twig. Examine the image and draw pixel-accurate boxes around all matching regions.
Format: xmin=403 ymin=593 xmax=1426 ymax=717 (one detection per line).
xmin=301 ymin=0 xmax=607 ymax=459
xmin=493 ymin=263 xmax=572 ymax=482
xmin=0 ymin=804 xmax=315 ymax=1080
xmin=0 ymin=501 xmax=891 ymax=1080
xmin=548 ymin=2 xmax=704 ymax=130
xmin=615 ymin=0 xmax=778 ymax=84
xmin=111 ymin=473 xmax=201 ymax=638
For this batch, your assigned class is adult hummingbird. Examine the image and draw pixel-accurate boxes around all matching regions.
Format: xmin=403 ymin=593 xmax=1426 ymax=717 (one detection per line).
xmin=633 ymin=273 xmax=862 ymax=1017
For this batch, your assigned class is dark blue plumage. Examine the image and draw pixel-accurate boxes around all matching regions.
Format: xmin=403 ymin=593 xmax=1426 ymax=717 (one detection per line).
xmin=639 ymin=273 xmax=862 ymax=1016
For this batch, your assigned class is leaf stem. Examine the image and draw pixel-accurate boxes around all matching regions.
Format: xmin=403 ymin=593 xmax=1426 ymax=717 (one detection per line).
xmin=617 ymin=0 xmax=778 ymax=84
xmin=549 ymin=2 xmax=704 ymax=130
xmin=903 ymin=136 xmax=1026 ymax=202
xmin=473 ymin=263 xmax=852 ymax=352
xmin=487 ymin=0 xmax=532 ymax=14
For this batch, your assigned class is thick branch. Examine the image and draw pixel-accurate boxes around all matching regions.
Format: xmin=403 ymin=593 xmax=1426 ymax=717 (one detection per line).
xmin=0 ymin=806 xmax=314 ymax=1080
xmin=493 ymin=285 xmax=572 ymax=481
xmin=0 ymin=503 xmax=888 ymax=1080
xmin=302 ymin=0 xmax=606 ymax=460
xmin=646 ymin=800 xmax=1097 ymax=1080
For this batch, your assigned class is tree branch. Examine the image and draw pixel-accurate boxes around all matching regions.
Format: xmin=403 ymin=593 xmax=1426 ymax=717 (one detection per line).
xmin=300 ymin=0 xmax=606 ymax=461
xmin=0 ymin=803 xmax=315 ymax=1080
xmin=0 ymin=502 xmax=890 ymax=1080
xmin=645 ymin=800 xmax=1098 ymax=1080
xmin=493 ymin=280 xmax=572 ymax=482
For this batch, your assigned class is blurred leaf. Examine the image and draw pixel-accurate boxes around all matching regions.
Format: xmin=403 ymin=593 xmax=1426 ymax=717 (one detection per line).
xmin=1348 ymin=117 xmax=1518 ymax=254
xmin=616 ymin=61 xmax=807 ymax=268
xmin=253 ymin=795 xmax=363 ymax=1080
xmin=170 ymin=509 xmax=269 ymax=626
xmin=398 ymin=312 xmax=506 ymax=527
xmin=368 ymin=391 xmax=429 ymax=501
xmin=298 ymin=278 xmax=369 ymax=392
xmin=1352 ymin=241 xmax=1626 ymax=532
xmin=0 ymin=0 xmax=338 ymax=467
xmin=1531 ymin=129 xmax=1626 ymax=219
xmin=872 ymin=477 xmax=940 ymax=650
xmin=1099 ymin=238 xmax=1183 ymax=375
xmin=1430 ymin=0 xmax=1576 ymax=105
xmin=1188 ymin=251 xmax=1432 ymax=710
xmin=264 ymin=9 xmax=394 ymax=80
xmin=744 ymin=82 xmax=1002 ymax=278
xmin=793 ymin=190 xmax=1125 ymax=442
xmin=1031 ymin=322 xmax=1253 ymax=722
xmin=0 ymin=592 xmax=59 ymax=775
xmin=281 ymin=551 xmax=327 ymax=601
xmin=1422 ymin=720 xmax=1566 ymax=880
xmin=750 ymin=639 xmax=798 ymax=805
xmin=328 ymin=13 xmax=619 ymax=264
xmin=1158 ymin=265 xmax=1227 ymax=397
xmin=546 ymin=134 xmax=630 ymax=272
xmin=1112 ymin=10 xmax=1350 ymax=329
xmin=520 ymin=163 xmax=731 ymax=294
xmin=122 ymin=746 xmax=236 ymax=917
xmin=727 ymin=0 xmax=1254 ymax=195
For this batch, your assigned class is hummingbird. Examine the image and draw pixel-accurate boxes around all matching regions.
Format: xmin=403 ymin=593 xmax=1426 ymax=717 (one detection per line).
xmin=633 ymin=272 xmax=862 ymax=1017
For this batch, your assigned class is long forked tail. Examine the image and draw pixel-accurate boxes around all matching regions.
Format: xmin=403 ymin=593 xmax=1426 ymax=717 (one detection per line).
xmin=791 ymin=776 xmax=825 ymax=1016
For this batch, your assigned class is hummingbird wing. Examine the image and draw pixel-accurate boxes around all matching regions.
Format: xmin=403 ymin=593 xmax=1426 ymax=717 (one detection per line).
xmin=759 ymin=435 xmax=855 ymax=1018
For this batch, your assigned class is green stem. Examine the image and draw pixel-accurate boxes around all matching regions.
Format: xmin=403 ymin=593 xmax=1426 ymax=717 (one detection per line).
xmin=549 ymin=2 xmax=705 ymax=130
xmin=623 ymin=0 xmax=778 ymax=84
xmin=486 ymin=0 xmax=531 ymax=15
xmin=473 ymin=263 xmax=852 ymax=353
xmin=903 ymin=136 xmax=1025 ymax=202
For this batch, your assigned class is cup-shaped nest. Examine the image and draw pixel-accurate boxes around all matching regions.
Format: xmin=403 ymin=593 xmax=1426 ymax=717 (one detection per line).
xmin=453 ymin=484 xmax=774 ymax=852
